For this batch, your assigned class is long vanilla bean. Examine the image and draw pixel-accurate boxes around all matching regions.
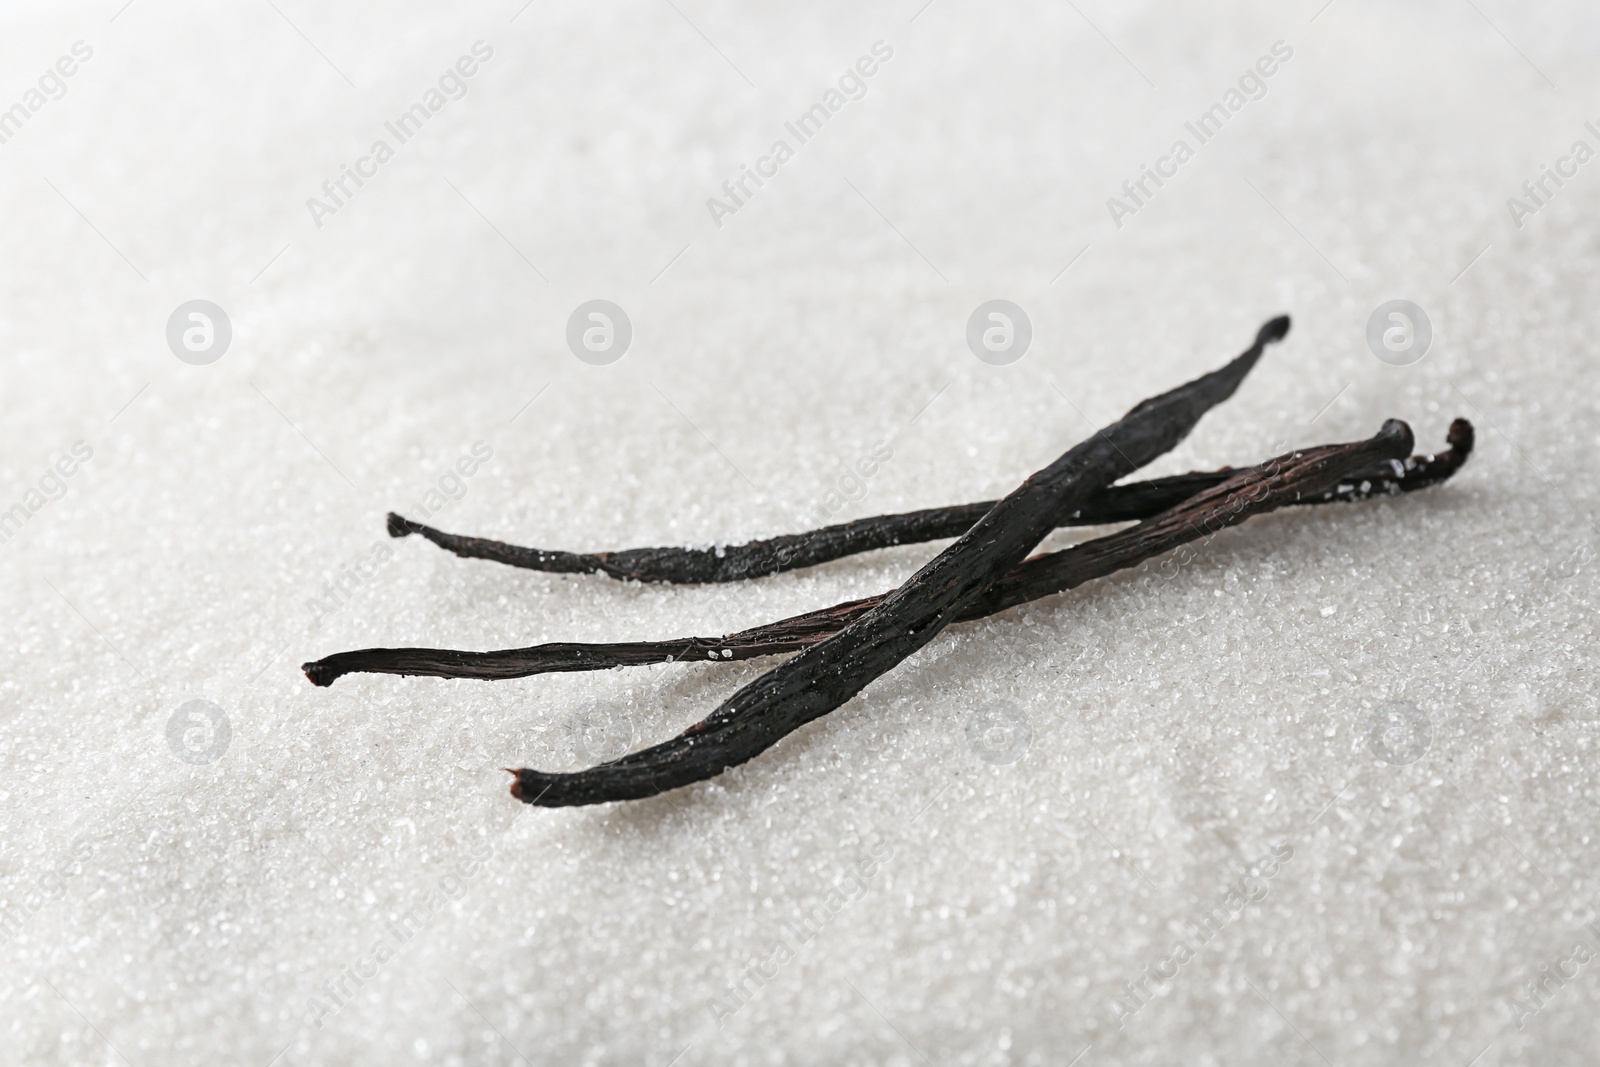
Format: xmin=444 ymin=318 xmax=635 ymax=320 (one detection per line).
xmin=387 ymin=322 xmax=1315 ymax=585
xmin=496 ymin=319 xmax=1291 ymax=805
xmin=389 ymin=422 xmax=1470 ymax=585
xmin=301 ymin=420 xmax=1471 ymax=688
xmin=383 ymin=474 xmax=1243 ymax=584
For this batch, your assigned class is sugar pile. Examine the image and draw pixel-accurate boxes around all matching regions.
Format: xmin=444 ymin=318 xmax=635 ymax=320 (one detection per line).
xmin=1 ymin=0 xmax=1597 ymax=1063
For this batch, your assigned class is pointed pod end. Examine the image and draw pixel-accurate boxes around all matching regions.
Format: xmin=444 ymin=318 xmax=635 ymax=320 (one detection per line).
xmin=387 ymin=512 xmax=416 ymax=538
xmin=1446 ymin=418 xmax=1475 ymax=457
xmin=1259 ymin=315 xmax=1291 ymax=345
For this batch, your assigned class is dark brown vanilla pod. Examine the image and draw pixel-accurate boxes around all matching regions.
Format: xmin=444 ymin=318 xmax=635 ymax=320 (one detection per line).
xmin=960 ymin=419 xmax=1416 ymax=620
xmin=1312 ymin=416 xmax=1472 ymax=501
xmin=386 ymin=417 xmax=1471 ymax=587
xmin=300 ymin=420 xmax=1471 ymax=688
xmin=504 ymin=319 xmax=1286 ymax=807
xmin=384 ymin=476 xmax=1232 ymax=583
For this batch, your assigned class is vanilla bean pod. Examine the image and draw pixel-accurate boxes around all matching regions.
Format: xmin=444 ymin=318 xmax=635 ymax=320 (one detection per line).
xmin=382 ymin=474 xmax=1239 ymax=584
xmin=494 ymin=319 xmax=1288 ymax=805
xmin=387 ymin=419 xmax=1469 ymax=586
xmin=302 ymin=420 xmax=1470 ymax=688
xmin=384 ymin=320 xmax=1288 ymax=586
xmin=958 ymin=420 xmax=1414 ymax=620
xmin=388 ymin=440 xmax=1467 ymax=584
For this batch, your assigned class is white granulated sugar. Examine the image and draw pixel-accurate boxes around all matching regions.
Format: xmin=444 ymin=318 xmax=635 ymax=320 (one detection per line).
xmin=2 ymin=0 xmax=1598 ymax=1063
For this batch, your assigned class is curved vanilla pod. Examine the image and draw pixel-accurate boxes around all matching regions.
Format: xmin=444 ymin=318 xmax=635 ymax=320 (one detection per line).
xmin=960 ymin=420 xmax=1416 ymax=620
xmin=301 ymin=419 xmax=1469 ymax=688
xmin=502 ymin=319 xmax=1290 ymax=806
xmin=385 ymin=319 xmax=1300 ymax=585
